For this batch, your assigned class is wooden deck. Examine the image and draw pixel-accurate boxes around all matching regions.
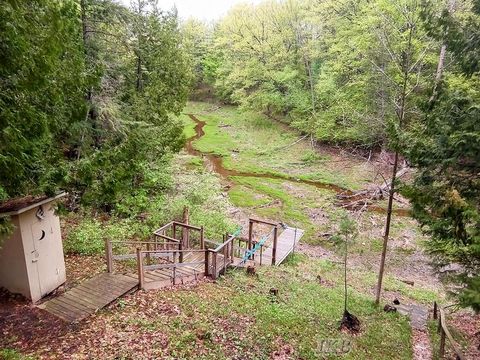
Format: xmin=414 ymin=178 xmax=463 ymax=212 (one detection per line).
xmin=256 ymin=227 xmax=304 ymax=265
xmin=231 ymin=226 xmax=304 ymax=267
xmin=38 ymin=273 xmax=138 ymax=322
xmin=39 ymin=252 xmax=208 ymax=321
xmin=142 ymin=252 xmax=206 ymax=290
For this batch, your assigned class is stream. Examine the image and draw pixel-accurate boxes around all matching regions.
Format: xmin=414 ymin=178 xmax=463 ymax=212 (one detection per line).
xmin=185 ymin=114 xmax=410 ymax=217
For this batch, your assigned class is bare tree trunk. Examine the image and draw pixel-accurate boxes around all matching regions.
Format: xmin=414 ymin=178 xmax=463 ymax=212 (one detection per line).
xmin=375 ymin=16 xmax=414 ymax=305
xmin=429 ymin=0 xmax=456 ymax=105
xmin=344 ymin=233 xmax=348 ymax=312
xmin=135 ymin=0 xmax=143 ymax=92
xmin=375 ymin=150 xmax=399 ymax=304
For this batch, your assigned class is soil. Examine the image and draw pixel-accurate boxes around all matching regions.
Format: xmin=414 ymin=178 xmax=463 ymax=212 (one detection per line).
xmin=450 ymin=311 xmax=480 ymax=359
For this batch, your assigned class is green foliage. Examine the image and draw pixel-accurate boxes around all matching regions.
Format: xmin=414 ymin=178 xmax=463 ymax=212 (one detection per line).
xmin=0 ymin=0 xmax=86 ymax=198
xmin=301 ymin=151 xmax=325 ymax=165
xmin=65 ymin=218 xmax=137 ymax=255
xmin=0 ymin=0 xmax=192 ymax=217
xmin=0 ymin=348 xmax=33 ymax=360
xmin=195 ymin=0 xmax=437 ymax=147
xmin=404 ymin=1 xmax=480 ymax=310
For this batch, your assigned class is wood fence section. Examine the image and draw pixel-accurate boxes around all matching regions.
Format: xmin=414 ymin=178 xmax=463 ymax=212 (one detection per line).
xmin=38 ymin=218 xmax=305 ymax=322
xmin=38 ymin=273 xmax=138 ymax=322
xmin=433 ymin=301 xmax=465 ymax=360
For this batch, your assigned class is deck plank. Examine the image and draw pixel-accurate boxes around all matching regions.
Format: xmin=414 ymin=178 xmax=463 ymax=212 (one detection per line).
xmin=38 ymin=273 xmax=138 ymax=322
xmin=253 ymin=227 xmax=304 ymax=266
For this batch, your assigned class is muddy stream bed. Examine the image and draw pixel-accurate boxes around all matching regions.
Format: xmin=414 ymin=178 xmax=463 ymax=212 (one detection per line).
xmin=185 ymin=114 xmax=410 ymax=217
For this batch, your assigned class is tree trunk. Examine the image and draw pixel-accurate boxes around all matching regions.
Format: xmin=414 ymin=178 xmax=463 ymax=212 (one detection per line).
xmin=429 ymin=0 xmax=456 ymax=105
xmin=375 ymin=150 xmax=400 ymax=304
xmin=344 ymin=234 xmax=348 ymax=313
xmin=375 ymin=16 xmax=414 ymax=305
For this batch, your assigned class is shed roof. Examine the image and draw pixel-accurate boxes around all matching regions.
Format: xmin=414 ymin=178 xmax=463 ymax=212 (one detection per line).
xmin=0 ymin=192 xmax=66 ymax=217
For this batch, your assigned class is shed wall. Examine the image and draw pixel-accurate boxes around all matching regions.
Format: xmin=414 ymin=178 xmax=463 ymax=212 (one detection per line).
xmin=0 ymin=216 xmax=30 ymax=298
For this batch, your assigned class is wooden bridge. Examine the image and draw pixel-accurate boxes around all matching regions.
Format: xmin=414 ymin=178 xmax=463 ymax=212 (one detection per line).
xmin=39 ymin=219 xmax=303 ymax=322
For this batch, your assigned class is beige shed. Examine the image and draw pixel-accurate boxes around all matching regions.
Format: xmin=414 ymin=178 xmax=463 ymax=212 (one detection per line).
xmin=0 ymin=193 xmax=67 ymax=302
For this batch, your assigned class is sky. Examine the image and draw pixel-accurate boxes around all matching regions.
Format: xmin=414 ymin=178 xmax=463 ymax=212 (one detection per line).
xmin=118 ymin=0 xmax=263 ymax=21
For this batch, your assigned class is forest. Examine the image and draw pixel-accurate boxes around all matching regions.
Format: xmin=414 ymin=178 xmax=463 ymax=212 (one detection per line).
xmin=0 ymin=0 xmax=479 ymax=359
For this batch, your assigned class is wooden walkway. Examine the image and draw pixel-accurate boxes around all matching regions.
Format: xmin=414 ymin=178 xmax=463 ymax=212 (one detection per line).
xmin=38 ymin=222 xmax=303 ymax=322
xmin=263 ymin=226 xmax=304 ymax=265
xmin=38 ymin=273 xmax=138 ymax=322
xmin=231 ymin=226 xmax=304 ymax=267
xmin=142 ymin=252 xmax=206 ymax=290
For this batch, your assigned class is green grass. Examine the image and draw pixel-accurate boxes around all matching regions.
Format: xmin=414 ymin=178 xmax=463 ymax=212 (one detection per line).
xmin=184 ymin=102 xmax=370 ymax=190
xmin=0 ymin=349 xmax=33 ymax=360
xmin=181 ymin=113 xmax=197 ymax=139
xmin=99 ymin=257 xmax=413 ymax=359
xmin=228 ymin=185 xmax=272 ymax=208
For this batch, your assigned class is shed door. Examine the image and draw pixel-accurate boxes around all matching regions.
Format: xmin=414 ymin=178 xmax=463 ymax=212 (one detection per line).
xmin=31 ymin=217 xmax=60 ymax=296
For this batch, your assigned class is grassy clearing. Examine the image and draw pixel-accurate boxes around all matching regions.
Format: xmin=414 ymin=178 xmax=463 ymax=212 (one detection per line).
xmin=185 ymin=102 xmax=374 ymax=190
xmin=97 ymin=257 xmax=412 ymax=360
xmin=2 ymin=102 xmax=446 ymax=359
xmin=184 ymin=101 xmax=444 ymax=302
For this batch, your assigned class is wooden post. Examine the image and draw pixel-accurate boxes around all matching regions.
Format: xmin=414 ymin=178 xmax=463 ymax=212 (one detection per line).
xmin=137 ymin=248 xmax=144 ymax=290
xmin=146 ymin=242 xmax=151 ymax=265
xmin=437 ymin=311 xmax=442 ymax=333
xmin=173 ymin=223 xmax=177 ymax=241
xmin=433 ymin=301 xmax=438 ymax=320
xmin=439 ymin=324 xmax=446 ymax=358
xmin=179 ymin=241 xmax=183 ymax=263
xmin=183 ymin=206 xmax=189 ymax=248
xmin=105 ymin=239 xmax=113 ymax=273
xmin=223 ymin=244 xmax=227 ymax=274
xmin=212 ymin=252 xmax=217 ymax=280
xmin=205 ymin=250 xmax=209 ymax=276
xmin=200 ymin=226 xmax=205 ymax=249
xmin=173 ymin=251 xmax=177 ymax=285
xmin=248 ymin=220 xmax=253 ymax=257
xmin=272 ymin=226 xmax=278 ymax=265
xmin=230 ymin=241 xmax=234 ymax=263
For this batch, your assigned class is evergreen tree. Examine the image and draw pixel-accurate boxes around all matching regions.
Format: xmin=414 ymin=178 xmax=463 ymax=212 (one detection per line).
xmin=404 ymin=0 xmax=480 ymax=310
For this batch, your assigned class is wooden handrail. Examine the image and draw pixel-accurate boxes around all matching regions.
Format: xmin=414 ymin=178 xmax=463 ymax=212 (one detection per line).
xmin=153 ymin=221 xmax=174 ymax=235
xmin=173 ymin=221 xmax=202 ymax=231
xmin=213 ymin=234 xmax=236 ymax=253
xmin=140 ymin=249 xmax=207 ymax=254
xmin=109 ymin=240 xmax=168 ymax=245
xmin=433 ymin=302 xmax=465 ymax=360
xmin=155 ymin=234 xmax=181 ymax=243
xmin=249 ymin=218 xmax=278 ymax=227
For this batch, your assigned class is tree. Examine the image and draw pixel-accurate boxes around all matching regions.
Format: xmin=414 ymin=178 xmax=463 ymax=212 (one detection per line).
xmin=333 ymin=216 xmax=360 ymax=333
xmin=0 ymin=0 xmax=86 ymax=201
xmin=0 ymin=0 xmax=193 ymax=217
xmin=404 ymin=0 xmax=480 ymax=311
xmin=367 ymin=0 xmax=438 ymax=305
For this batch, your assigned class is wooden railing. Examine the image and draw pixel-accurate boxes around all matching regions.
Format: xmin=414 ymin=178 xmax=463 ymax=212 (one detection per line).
xmin=153 ymin=221 xmax=204 ymax=250
xmin=136 ymin=248 xmax=209 ymax=289
xmin=209 ymin=234 xmax=236 ymax=279
xmin=105 ymin=220 xmax=263 ymax=289
xmin=248 ymin=218 xmax=278 ymax=265
xmin=433 ymin=302 xmax=465 ymax=360
xmin=105 ymin=240 xmax=179 ymax=273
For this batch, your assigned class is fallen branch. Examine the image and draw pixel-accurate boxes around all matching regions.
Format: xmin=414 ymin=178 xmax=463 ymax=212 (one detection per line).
xmin=275 ymin=134 xmax=309 ymax=152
